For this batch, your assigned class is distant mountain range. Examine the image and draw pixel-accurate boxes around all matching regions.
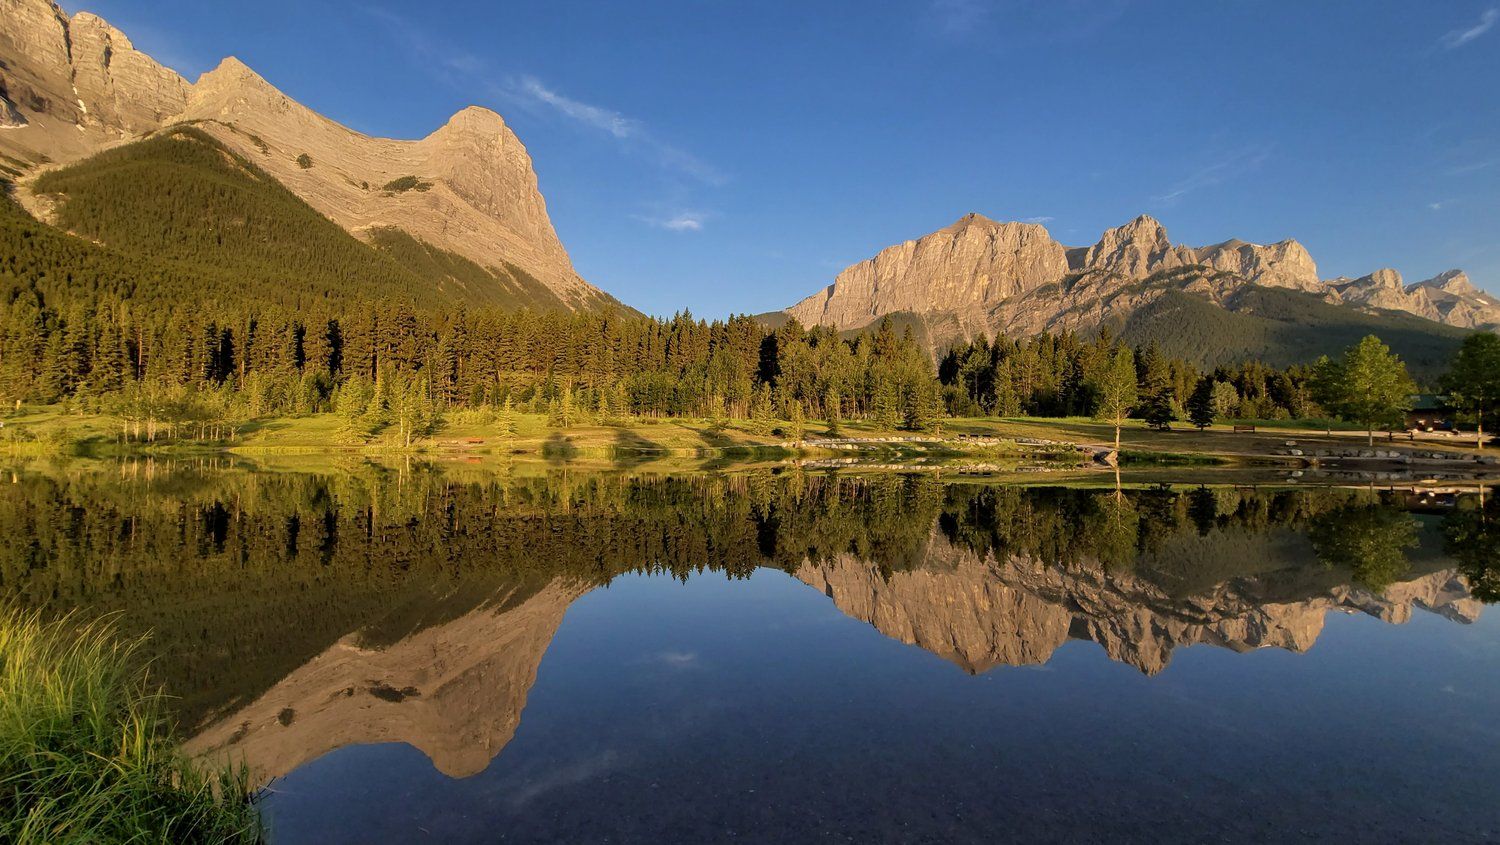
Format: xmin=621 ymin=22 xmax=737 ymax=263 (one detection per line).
xmin=0 ymin=0 xmax=619 ymax=312
xmin=776 ymin=212 xmax=1496 ymax=368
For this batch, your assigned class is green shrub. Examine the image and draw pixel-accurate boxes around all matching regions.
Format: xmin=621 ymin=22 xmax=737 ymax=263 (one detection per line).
xmin=381 ymin=175 xmax=431 ymax=193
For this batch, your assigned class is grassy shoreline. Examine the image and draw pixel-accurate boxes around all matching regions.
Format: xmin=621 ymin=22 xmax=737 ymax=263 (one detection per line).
xmin=0 ymin=608 xmax=261 ymax=843
xmin=2 ymin=406 xmax=1493 ymax=471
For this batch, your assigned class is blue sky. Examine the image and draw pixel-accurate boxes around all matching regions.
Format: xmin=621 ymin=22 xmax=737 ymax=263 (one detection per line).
xmin=64 ymin=1 xmax=1500 ymax=318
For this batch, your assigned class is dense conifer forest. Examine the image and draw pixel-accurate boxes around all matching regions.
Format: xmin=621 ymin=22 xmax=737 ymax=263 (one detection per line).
xmin=0 ymin=127 xmax=1475 ymax=442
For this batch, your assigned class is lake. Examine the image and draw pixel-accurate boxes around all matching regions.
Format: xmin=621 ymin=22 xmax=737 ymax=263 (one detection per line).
xmin=3 ymin=460 xmax=1498 ymax=843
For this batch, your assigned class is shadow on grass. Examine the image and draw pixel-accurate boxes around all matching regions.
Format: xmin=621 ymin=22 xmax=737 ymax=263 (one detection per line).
xmin=610 ymin=428 xmax=664 ymax=466
xmin=541 ymin=432 xmax=578 ymax=461
xmin=235 ymin=418 xmax=294 ymax=437
xmin=697 ymin=427 xmax=741 ymax=450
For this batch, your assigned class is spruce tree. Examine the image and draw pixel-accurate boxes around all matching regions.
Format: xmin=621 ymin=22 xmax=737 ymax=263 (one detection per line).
xmin=1143 ymin=388 xmax=1177 ymax=431
xmin=825 ymin=387 xmax=842 ymax=437
xmin=873 ymin=376 xmax=899 ymax=429
xmin=750 ymin=384 xmax=774 ymax=435
xmin=1186 ymin=378 xmax=1215 ymax=430
xmin=499 ymin=395 xmax=518 ymax=436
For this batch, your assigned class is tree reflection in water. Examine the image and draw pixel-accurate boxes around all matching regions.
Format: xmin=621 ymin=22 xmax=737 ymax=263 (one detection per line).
xmin=0 ymin=463 xmax=1489 ymax=760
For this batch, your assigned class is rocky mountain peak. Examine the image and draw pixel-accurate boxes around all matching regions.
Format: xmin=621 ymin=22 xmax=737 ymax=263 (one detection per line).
xmin=0 ymin=4 xmax=618 ymax=311
xmin=0 ymin=0 xmax=70 ymax=75
xmin=0 ymin=0 xmax=188 ymax=157
xmin=1123 ymin=213 xmax=1169 ymax=235
xmin=1081 ymin=214 xmax=1190 ymax=277
xmin=1330 ymin=266 xmax=1500 ymax=328
xmin=188 ymin=56 xmax=292 ymax=115
xmin=67 ymin=12 xmax=190 ymax=134
xmin=944 ymin=211 xmax=1008 ymax=232
xmin=437 ymin=105 xmax=512 ymax=134
xmin=1192 ymin=237 xmax=1320 ymax=291
xmin=69 ymin=11 xmax=131 ymax=45
xmin=1364 ymin=268 xmax=1405 ymax=289
xmin=1413 ymin=269 xmax=1477 ymax=296
xmin=785 ymin=212 xmax=1070 ymax=330
xmin=197 ymin=56 xmax=266 ymax=87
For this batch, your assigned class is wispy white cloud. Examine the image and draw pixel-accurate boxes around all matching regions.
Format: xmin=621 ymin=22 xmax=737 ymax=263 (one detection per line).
xmin=635 ymin=211 xmax=708 ymax=232
xmin=654 ymin=650 xmax=700 ymax=666
xmin=1447 ymin=157 xmax=1499 ymax=175
xmin=1022 ymin=215 xmax=1055 ymax=224
xmin=1152 ymin=144 xmax=1272 ymax=206
xmin=505 ymin=750 xmax=622 ymax=810
xmin=1429 ymin=201 xmax=1447 ymax=211
xmin=361 ymin=6 xmax=724 ymax=186
xmin=515 ymin=76 xmax=639 ymax=139
xmin=1441 ymin=8 xmax=1499 ymax=49
xmin=503 ymin=74 xmax=726 ymax=185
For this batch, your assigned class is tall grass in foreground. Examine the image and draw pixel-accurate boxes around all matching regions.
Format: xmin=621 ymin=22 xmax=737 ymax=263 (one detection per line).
xmin=0 ymin=607 xmax=260 ymax=844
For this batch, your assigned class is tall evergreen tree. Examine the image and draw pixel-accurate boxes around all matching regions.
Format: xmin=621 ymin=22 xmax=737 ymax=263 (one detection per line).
xmin=1186 ymin=377 xmax=1216 ymax=430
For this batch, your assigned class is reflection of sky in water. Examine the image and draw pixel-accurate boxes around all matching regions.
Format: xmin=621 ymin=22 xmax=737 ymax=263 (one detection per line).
xmin=264 ymin=570 xmax=1500 ymax=844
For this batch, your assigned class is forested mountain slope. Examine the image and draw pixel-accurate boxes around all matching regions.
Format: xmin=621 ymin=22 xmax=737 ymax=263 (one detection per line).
xmin=11 ymin=127 xmax=591 ymax=312
xmin=1097 ymin=281 xmax=1470 ymax=380
xmin=0 ymin=0 xmax=620 ymax=311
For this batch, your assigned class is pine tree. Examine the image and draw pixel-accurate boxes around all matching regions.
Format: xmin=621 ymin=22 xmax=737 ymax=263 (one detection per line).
xmin=873 ymin=375 xmax=899 ymax=430
xmin=825 ymin=387 xmax=842 ymax=437
xmin=362 ymin=368 xmax=392 ymax=433
xmin=547 ymin=385 xmax=576 ymax=428
xmin=498 ymin=395 xmax=518 ymax=436
xmin=750 ymin=384 xmax=774 ymax=435
xmin=335 ymin=374 xmax=372 ymax=435
xmin=1143 ymin=388 xmax=1177 ymax=431
xmin=1186 ymin=377 xmax=1215 ymax=430
xmin=902 ymin=380 xmax=942 ymax=432
xmin=789 ymin=402 xmax=806 ymax=443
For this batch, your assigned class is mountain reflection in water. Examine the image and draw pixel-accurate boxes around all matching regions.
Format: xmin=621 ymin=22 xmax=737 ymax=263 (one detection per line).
xmin=1 ymin=464 xmax=1495 ymax=788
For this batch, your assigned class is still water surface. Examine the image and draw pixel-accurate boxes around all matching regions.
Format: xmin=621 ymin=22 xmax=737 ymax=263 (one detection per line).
xmin=4 ymin=463 xmax=1499 ymax=842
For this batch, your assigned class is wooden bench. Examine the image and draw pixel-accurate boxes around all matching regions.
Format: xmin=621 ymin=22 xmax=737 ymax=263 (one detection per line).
xmin=1232 ymin=424 xmax=1256 ymax=433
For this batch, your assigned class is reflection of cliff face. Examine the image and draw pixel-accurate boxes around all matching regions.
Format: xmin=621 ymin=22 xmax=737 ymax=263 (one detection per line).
xmin=182 ymin=527 xmax=1483 ymax=786
xmin=796 ymin=528 xmax=1481 ymax=675
xmin=186 ymin=578 xmax=586 ymax=780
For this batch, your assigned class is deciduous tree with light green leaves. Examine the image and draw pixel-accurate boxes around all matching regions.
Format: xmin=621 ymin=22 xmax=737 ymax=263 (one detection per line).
xmin=1310 ymin=335 xmax=1416 ymax=446
xmin=1441 ymin=332 xmax=1500 ymax=451
xmin=1210 ymin=381 xmax=1240 ymax=420
xmin=1091 ymin=347 xmax=1137 ymax=452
